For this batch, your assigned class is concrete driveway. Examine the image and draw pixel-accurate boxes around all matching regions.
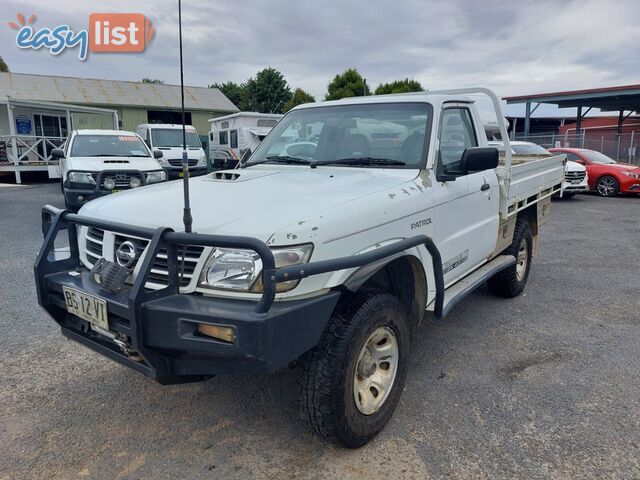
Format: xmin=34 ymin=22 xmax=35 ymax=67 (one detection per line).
xmin=1 ymin=183 xmax=639 ymax=479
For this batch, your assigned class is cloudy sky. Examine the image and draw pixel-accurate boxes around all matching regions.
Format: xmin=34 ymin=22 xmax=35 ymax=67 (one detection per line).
xmin=2 ymin=0 xmax=639 ymax=116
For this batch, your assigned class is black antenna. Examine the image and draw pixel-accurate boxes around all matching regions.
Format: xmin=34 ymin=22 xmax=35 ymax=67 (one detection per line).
xmin=178 ymin=0 xmax=193 ymax=233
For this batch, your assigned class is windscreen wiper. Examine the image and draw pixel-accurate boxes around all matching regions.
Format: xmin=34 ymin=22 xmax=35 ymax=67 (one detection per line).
xmin=313 ymin=157 xmax=406 ymax=167
xmin=242 ymin=155 xmax=314 ymax=168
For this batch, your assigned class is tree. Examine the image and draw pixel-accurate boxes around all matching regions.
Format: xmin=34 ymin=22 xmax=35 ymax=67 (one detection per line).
xmin=243 ymin=68 xmax=292 ymax=113
xmin=284 ymin=88 xmax=315 ymax=112
xmin=325 ymin=68 xmax=369 ymax=101
xmin=209 ymin=81 xmax=247 ymax=110
xmin=0 ymin=56 xmax=9 ymax=73
xmin=141 ymin=78 xmax=164 ymax=84
xmin=375 ymin=78 xmax=423 ymax=95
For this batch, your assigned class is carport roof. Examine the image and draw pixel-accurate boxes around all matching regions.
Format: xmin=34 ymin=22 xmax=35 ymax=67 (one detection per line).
xmin=0 ymin=72 xmax=239 ymax=112
xmin=504 ymin=84 xmax=640 ymax=113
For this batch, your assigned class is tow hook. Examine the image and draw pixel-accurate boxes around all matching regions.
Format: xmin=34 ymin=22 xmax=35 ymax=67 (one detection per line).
xmin=91 ymin=325 xmax=143 ymax=362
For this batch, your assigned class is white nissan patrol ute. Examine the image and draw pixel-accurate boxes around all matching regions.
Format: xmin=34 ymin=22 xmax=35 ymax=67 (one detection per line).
xmin=36 ymin=89 xmax=565 ymax=448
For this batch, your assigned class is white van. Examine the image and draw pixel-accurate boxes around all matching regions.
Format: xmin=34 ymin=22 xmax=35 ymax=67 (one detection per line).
xmin=136 ymin=124 xmax=208 ymax=179
xmin=208 ymin=112 xmax=282 ymax=169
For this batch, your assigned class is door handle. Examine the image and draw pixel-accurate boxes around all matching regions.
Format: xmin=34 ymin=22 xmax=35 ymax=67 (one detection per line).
xmin=480 ymin=183 xmax=490 ymax=192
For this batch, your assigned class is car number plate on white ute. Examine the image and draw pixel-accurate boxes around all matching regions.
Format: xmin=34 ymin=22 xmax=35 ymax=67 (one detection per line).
xmin=62 ymin=286 xmax=108 ymax=330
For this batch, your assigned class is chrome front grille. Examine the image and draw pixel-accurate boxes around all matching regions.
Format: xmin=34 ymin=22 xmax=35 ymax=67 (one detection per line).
xmin=167 ymin=158 xmax=199 ymax=167
xmin=82 ymin=228 xmax=205 ymax=288
xmin=565 ymin=171 xmax=586 ymax=182
xmin=147 ymin=245 xmax=204 ymax=287
xmin=85 ymin=227 xmax=104 ymax=261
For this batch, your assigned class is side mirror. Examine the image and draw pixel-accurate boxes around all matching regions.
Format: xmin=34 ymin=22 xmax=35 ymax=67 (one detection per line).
xmin=461 ymin=147 xmax=499 ymax=173
xmin=575 ymin=159 xmax=585 ymax=165
xmin=51 ymin=148 xmax=65 ymax=160
xmin=153 ymin=150 xmax=163 ymax=159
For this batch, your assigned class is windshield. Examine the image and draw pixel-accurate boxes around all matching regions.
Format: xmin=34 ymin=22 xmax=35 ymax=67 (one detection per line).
xmin=512 ymin=144 xmax=550 ymax=155
xmin=70 ymin=134 xmax=150 ymax=157
xmin=582 ymin=150 xmax=616 ymax=164
xmin=151 ymin=128 xmax=201 ymax=148
xmin=245 ymin=103 xmax=432 ymax=168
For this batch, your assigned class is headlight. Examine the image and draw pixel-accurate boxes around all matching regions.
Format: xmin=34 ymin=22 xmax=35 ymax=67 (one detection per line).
xmin=145 ymin=171 xmax=167 ymax=184
xmin=198 ymin=152 xmax=207 ymax=166
xmin=623 ymin=171 xmax=640 ymax=179
xmin=199 ymin=244 xmax=313 ymax=293
xmin=67 ymin=172 xmax=95 ymax=185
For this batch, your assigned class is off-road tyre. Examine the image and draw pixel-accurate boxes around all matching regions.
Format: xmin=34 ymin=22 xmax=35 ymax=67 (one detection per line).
xmin=300 ymin=292 xmax=411 ymax=448
xmin=487 ymin=218 xmax=532 ymax=298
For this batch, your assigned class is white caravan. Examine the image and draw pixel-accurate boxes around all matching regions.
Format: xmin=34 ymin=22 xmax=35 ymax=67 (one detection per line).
xmin=208 ymin=112 xmax=282 ymax=168
xmin=136 ymin=124 xmax=208 ymax=179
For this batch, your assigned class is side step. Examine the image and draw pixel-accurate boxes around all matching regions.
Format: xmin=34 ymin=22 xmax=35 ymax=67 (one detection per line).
xmin=427 ymin=254 xmax=516 ymax=318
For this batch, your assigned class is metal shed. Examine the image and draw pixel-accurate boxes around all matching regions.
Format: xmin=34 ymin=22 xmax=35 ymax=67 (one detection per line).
xmin=504 ymin=84 xmax=640 ymax=139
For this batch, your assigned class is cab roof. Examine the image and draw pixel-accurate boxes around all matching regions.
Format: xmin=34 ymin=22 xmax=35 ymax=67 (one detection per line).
xmin=290 ymin=92 xmax=474 ymax=111
xmin=137 ymin=124 xmax=197 ymax=130
xmin=73 ymin=129 xmax=137 ymax=136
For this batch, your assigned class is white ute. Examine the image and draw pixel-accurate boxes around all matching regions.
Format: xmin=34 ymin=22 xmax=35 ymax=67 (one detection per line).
xmin=53 ymin=129 xmax=167 ymax=211
xmin=37 ymin=89 xmax=565 ymax=447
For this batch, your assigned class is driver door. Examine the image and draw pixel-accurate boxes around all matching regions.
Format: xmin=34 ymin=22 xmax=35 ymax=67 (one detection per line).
xmin=433 ymin=105 xmax=499 ymax=285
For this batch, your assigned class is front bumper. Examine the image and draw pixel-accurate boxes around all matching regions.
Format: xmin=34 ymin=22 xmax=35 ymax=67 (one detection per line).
xmin=63 ymin=187 xmax=109 ymax=209
xmin=164 ymin=166 xmax=208 ymax=179
xmin=561 ymin=181 xmax=590 ymax=193
xmin=35 ymin=206 xmax=445 ymax=384
xmin=40 ymin=268 xmax=340 ymax=383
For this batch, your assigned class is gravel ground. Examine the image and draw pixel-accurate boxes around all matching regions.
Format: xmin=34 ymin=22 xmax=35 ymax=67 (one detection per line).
xmin=1 ymin=182 xmax=639 ymax=480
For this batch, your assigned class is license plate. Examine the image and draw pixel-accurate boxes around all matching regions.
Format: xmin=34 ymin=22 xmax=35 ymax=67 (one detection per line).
xmin=62 ymin=287 xmax=108 ymax=330
xmin=570 ymin=180 xmax=581 ymax=184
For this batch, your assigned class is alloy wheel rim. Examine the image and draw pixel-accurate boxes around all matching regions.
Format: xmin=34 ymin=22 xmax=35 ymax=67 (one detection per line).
xmin=598 ymin=178 xmax=616 ymax=196
xmin=353 ymin=325 xmax=399 ymax=416
xmin=515 ymin=238 xmax=528 ymax=281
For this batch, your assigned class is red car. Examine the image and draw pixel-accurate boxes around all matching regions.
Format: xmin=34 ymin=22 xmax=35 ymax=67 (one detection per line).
xmin=549 ymin=148 xmax=640 ymax=197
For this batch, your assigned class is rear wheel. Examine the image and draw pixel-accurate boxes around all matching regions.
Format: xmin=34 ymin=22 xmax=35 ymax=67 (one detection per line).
xmin=488 ymin=218 xmax=532 ymax=298
xmin=596 ymin=176 xmax=619 ymax=197
xmin=300 ymin=293 xmax=411 ymax=448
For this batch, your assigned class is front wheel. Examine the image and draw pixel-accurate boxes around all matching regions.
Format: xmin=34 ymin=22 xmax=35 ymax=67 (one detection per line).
xmin=487 ymin=218 xmax=532 ymax=298
xmin=596 ymin=176 xmax=619 ymax=197
xmin=300 ymin=293 xmax=411 ymax=448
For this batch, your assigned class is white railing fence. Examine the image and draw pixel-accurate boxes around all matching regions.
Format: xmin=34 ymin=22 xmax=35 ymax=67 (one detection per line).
xmin=0 ymin=135 xmax=67 ymax=165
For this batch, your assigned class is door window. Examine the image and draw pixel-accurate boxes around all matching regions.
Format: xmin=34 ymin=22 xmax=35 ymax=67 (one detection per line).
xmin=230 ymin=130 xmax=238 ymax=149
xmin=439 ymin=108 xmax=477 ymax=176
xmin=564 ymin=151 xmax=585 ymax=163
